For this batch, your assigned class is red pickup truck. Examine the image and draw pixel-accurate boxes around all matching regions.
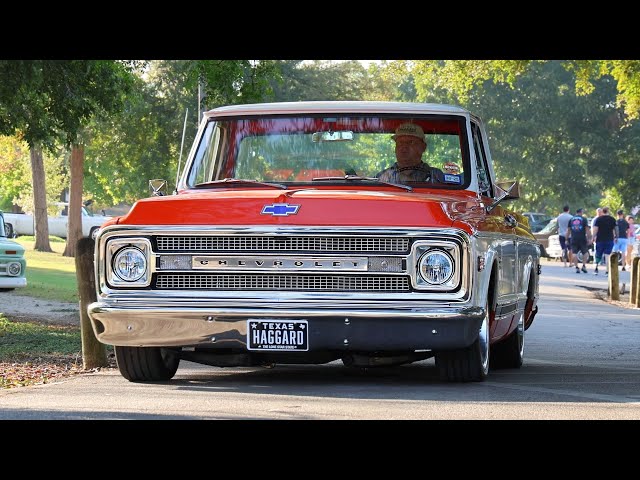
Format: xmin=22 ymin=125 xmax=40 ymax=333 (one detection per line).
xmin=88 ymin=101 xmax=541 ymax=383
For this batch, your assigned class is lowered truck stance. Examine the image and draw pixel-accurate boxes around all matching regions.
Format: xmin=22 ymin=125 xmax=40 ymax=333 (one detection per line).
xmin=88 ymin=101 xmax=540 ymax=383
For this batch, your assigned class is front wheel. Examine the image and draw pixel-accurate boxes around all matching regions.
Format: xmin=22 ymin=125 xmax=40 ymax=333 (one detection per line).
xmin=114 ymin=346 xmax=180 ymax=382
xmin=5 ymin=223 xmax=14 ymax=238
xmin=435 ymin=305 xmax=490 ymax=382
xmin=490 ymin=311 xmax=524 ymax=369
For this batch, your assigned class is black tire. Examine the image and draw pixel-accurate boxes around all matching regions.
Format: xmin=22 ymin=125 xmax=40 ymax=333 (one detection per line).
xmin=5 ymin=223 xmax=14 ymax=238
xmin=490 ymin=312 xmax=524 ymax=369
xmin=114 ymin=346 xmax=180 ymax=382
xmin=89 ymin=227 xmax=99 ymax=240
xmin=436 ymin=304 xmax=490 ymax=382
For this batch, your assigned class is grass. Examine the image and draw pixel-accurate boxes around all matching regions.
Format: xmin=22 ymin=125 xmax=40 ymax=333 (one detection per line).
xmin=0 ymin=238 xmax=115 ymax=389
xmin=11 ymin=236 xmax=79 ymax=303
xmin=0 ymin=313 xmax=85 ymax=388
xmin=0 ymin=314 xmax=81 ymax=359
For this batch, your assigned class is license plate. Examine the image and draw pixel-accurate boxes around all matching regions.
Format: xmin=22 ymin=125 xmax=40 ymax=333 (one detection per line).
xmin=247 ymin=320 xmax=308 ymax=351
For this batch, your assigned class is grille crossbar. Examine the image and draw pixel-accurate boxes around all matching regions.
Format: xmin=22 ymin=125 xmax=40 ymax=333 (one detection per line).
xmin=156 ymin=236 xmax=410 ymax=253
xmin=155 ymin=273 xmax=410 ymax=291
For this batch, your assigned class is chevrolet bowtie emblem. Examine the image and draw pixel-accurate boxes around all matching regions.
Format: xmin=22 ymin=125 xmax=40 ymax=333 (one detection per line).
xmin=261 ymin=203 xmax=301 ymax=216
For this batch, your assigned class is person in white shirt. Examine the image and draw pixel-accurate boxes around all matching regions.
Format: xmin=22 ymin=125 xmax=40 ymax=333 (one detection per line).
xmin=556 ymin=205 xmax=574 ymax=267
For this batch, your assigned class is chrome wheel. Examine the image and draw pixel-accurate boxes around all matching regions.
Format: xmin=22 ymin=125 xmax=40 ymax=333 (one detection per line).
xmin=435 ymin=300 xmax=490 ymax=382
xmin=478 ymin=306 xmax=490 ymax=375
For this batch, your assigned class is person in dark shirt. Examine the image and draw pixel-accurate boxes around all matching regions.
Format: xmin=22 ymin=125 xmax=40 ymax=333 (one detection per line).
xmin=567 ymin=208 xmax=591 ymax=273
xmin=613 ymin=209 xmax=630 ymax=271
xmin=592 ymin=206 xmax=618 ymax=275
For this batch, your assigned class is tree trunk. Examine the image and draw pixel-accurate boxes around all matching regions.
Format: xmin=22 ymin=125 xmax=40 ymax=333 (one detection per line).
xmin=63 ymin=144 xmax=84 ymax=257
xmin=75 ymin=237 xmax=107 ymax=369
xmin=30 ymin=145 xmax=53 ymax=252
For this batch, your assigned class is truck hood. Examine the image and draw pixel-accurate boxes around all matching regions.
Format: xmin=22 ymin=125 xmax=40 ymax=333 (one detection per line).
xmin=115 ymin=188 xmax=489 ymax=232
xmin=0 ymin=238 xmax=25 ymax=254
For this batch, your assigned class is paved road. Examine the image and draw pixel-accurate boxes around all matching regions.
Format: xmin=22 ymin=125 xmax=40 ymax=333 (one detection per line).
xmin=2 ymin=260 xmax=640 ymax=419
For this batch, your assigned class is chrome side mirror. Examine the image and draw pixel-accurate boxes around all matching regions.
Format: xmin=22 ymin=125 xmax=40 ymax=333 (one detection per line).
xmin=149 ymin=179 xmax=168 ymax=197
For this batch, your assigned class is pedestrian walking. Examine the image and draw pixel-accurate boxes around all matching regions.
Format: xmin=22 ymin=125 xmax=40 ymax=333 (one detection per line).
xmin=556 ymin=205 xmax=573 ymax=267
xmin=612 ymin=209 xmax=630 ymax=271
xmin=591 ymin=207 xmax=603 ymax=231
xmin=568 ymin=208 xmax=591 ymax=273
xmin=592 ymin=207 xmax=618 ymax=275
xmin=626 ymin=215 xmax=635 ymax=269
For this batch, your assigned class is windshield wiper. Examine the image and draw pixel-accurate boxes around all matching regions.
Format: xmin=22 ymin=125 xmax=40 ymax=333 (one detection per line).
xmin=311 ymin=175 xmax=412 ymax=192
xmin=194 ymin=178 xmax=287 ymax=190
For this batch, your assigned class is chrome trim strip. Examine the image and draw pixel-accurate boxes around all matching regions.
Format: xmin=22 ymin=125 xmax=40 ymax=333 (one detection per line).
xmin=191 ymin=255 xmax=369 ymax=272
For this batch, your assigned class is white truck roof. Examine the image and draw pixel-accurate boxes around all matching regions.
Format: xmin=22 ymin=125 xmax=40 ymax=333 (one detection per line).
xmin=205 ymin=101 xmax=471 ymax=118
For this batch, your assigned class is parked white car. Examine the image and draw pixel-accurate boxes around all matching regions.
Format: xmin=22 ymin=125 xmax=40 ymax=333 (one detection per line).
xmin=546 ymin=233 xmax=594 ymax=263
xmin=3 ymin=204 xmax=111 ymax=240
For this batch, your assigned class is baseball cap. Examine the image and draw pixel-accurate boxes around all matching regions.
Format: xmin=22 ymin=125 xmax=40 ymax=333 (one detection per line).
xmin=617 ymin=209 xmax=624 ymax=215
xmin=392 ymin=123 xmax=426 ymax=143
xmin=576 ymin=208 xmax=583 ymax=214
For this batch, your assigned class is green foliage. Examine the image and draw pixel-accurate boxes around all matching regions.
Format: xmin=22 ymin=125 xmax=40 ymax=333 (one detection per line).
xmin=397 ymin=60 xmax=534 ymax=104
xmin=467 ymin=62 xmax=610 ymax=213
xmin=400 ymin=60 xmax=640 ymax=123
xmin=195 ymin=60 xmax=281 ymax=108
xmin=271 ymin=61 xmax=368 ymax=101
xmin=84 ymin=61 xmax=199 ymax=205
xmin=0 ymin=136 xmax=68 ymax=214
xmin=0 ymin=60 xmax=137 ymax=149
xmin=380 ymin=60 xmax=640 ymax=214
xmin=271 ymin=60 xmax=405 ymax=103
xmin=0 ymin=136 xmax=30 ymax=210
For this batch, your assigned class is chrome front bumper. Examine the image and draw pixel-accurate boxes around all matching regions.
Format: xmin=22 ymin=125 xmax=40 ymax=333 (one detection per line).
xmin=87 ymin=300 xmax=485 ymax=350
xmin=0 ymin=277 xmax=27 ymax=288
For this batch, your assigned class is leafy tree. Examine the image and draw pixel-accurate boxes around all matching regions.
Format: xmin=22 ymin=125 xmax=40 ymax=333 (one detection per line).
xmin=401 ymin=60 xmax=640 ymax=121
xmin=271 ymin=61 xmax=370 ymax=101
xmin=379 ymin=60 xmax=640 ymax=214
xmin=0 ymin=60 xmax=136 ymax=255
xmin=270 ymin=60 xmax=406 ymax=103
xmin=0 ymin=136 xmax=31 ymax=212
xmin=85 ymin=60 xmax=200 ymax=205
xmin=194 ymin=60 xmax=281 ymax=109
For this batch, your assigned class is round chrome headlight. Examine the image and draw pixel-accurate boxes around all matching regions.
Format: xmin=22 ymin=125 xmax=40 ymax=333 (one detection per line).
xmin=113 ymin=247 xmax=147 ymax=282
xmin=7 ymin=262 xmax=21 ymax=276
xmin=418 ymin=250 xmax=454 ymax=285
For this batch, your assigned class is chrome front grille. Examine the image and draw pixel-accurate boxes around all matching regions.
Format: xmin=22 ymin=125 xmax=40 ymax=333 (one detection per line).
xmin=156 ymin=236 xmax=410 ymax=253
xmin=100 ymin=227 xmax=471 ymax=299
xmin=155 ymin=273 xmax=410 ymax=291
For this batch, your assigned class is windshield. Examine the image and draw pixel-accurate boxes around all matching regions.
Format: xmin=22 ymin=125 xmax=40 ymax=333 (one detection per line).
xmin=185 ymin=115 xmax=471 ymax=189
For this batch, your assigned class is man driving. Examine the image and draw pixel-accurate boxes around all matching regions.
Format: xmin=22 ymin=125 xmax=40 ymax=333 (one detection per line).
xmin=376 ymin=122 xmax=445 ymax=184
